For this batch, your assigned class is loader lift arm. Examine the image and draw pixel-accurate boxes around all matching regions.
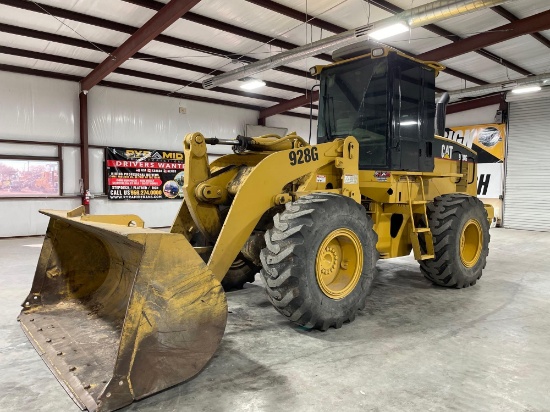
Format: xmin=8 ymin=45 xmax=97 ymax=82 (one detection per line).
xmin=179 ymin=132 xmax=360 ymax=282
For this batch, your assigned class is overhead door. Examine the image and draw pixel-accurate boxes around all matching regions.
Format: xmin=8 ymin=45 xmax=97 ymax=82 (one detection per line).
xmin=504 ymin=96 xmax=550 ymax=231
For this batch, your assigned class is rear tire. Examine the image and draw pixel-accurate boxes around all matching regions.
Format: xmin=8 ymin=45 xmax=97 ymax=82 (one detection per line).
xmin=260 ymin=193 xmax=378 ymax=331
xmin=420 ymin=194 xmax=490 ymax=288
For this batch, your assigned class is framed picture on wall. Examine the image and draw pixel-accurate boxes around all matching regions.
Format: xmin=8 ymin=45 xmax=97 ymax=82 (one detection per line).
xmin=0 ymin=159 xmax=60 ymax=197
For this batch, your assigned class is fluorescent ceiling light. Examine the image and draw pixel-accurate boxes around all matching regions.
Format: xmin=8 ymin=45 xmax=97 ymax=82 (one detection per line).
xmin=511 ymin=85 xmax=541 ymax=94
xmin=369 ymin=23 xmax=409 ymax=40
xmin=400 ymin=120 xmax=417 ymax=126
xmin=240 ymin=79 xmax=266 ymax=90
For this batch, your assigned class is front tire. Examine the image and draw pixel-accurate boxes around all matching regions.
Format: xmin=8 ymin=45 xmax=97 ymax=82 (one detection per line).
xmin=221 ymin=258 xmax=259 ymax=291
xmin=260 ymin=193 xmax=378 ymax=330
xmin=420 ymin=194 xmax=490 ymax=288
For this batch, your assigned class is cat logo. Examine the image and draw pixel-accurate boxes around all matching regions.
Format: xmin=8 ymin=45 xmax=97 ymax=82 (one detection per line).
xmin=441 ymin=144 xmax=453 ymax=159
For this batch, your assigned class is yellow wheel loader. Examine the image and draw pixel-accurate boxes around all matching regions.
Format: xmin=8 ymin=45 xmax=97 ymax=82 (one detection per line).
xmin=18 ymin=46 xmax=493 ymax=412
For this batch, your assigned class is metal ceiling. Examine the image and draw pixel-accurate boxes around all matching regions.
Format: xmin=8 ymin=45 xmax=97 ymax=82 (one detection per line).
xmin=0 ymin=0 xmax=548 ymax=119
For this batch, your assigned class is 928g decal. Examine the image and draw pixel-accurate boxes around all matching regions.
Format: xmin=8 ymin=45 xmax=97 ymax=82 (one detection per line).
xmin=289 ymin=147 xmax=319 ymax=166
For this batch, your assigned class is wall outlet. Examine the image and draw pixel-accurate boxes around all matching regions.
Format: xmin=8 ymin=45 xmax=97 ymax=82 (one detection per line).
xmin=179 ymin=107 xmax=187 ymax=114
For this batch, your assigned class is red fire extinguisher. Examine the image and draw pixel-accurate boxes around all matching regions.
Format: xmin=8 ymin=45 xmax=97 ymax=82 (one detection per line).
xmin=83 ymin=189 xmax=91 ymax=206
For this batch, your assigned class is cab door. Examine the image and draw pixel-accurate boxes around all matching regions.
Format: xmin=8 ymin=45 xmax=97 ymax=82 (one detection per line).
xmin=390 ymin=56 xmax=435 ymax=172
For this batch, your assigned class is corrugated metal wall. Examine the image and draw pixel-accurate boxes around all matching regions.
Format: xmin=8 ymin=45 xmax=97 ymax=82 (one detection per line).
xmin=504 ymin=97 xmax=550 ymax=231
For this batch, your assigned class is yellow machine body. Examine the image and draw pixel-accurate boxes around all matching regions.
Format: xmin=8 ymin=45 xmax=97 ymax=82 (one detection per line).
xmin=19 ymin=130 xmax=492 ymax=411
xmin=19 ymin=48 xmax=494 ymax=412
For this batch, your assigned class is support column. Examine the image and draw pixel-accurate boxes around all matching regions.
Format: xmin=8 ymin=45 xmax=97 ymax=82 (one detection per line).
xmin=79 ymin=91 xmax=90 ymax=214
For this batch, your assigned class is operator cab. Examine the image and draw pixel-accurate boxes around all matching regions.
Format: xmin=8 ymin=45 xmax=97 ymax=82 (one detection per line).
xmin=315 ymin=46 xmax=439 ymax=172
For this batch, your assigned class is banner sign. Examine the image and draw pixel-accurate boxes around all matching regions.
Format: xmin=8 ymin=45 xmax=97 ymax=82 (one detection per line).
xmin=444 ymin=123 xmax=505 ymax=199
xmin=477 ymin=163 xmax=504 ymax=199
xmin=444 ymin=123 xmax=505 ymax=163
xmin=105 ymin=147 xmax=185 ymax=200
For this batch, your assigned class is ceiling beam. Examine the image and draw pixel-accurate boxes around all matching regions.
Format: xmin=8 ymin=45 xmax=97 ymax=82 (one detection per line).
xmin=244 ymin=0 xmax=487 ymax=86
xmin=123 ymin=0 xmax=333 ymax=62
xmin=446 ymin=94 xmax=505 ymax=114
xmin=80 ymin=0 xmax=202 ymax=91
xmin=418 ymin=9 xmax=550 ymax=62
xmin=260 ymin=90 xmax=318 ymax=120
xmin=0 ymin=45 xmax=318 ymax=109
xmin=245 ymin=0 xmax=346 ymax=34
xmin=490 ymin=6 xmax=550 ymax=49
xmin=366 ymin=0 xmax=532 ymax=76
xmin=0 ymin=0 xmax=311 ymax=79
xmin=0 ymin=63 xmax=81 ymax=82
xmin=0 ymin=23 xmax=308 ymax=96
xmin=443 ymin=67 xmax=488 ymax=86
xmin=0 ymin=63 xmax=315 ymax=120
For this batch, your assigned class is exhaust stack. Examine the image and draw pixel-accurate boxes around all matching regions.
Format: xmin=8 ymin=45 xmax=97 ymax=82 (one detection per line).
xmin=435 ymin=92 xmax=450 ymax=136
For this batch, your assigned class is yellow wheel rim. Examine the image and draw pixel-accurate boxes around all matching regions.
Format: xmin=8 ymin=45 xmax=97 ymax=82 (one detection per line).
xmin=460 ymin=219 xmax=483 ymax=268
xmin=315 ymin=228 xmax=363 ymax=300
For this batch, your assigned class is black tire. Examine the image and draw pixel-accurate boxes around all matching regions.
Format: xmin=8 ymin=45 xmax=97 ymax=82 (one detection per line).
xmin=221 ymin=258 xmax=259 ymax=291
xmin=260 ymin=193 xmax=378 ymax=331
xmin=192 ymin=231 xmax=258 ymax=291
xmin=420 ymin=194 xmax=490 ymax=288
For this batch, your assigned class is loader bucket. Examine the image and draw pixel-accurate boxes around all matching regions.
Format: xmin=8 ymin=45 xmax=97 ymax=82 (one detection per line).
xmin=18 ymin=207 xmax=227 ymax=412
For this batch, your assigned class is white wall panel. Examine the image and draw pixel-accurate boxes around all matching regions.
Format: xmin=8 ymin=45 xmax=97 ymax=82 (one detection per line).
xmin=0 ymin=71 xmax=79 ymax=143
xmin=88 ymin=86 xmax=258 ymax=148
xmin=0 ymin=198 xmax=81 ymax=237
xmin=266 ymin=114 xmax=318 ymax=144
xmin=0 ymin=142 xmax=57 ymax=157
xmin=61 ymin=146 xmax=81 ymax=195
xmin=89 ymin=148 xmax=104 ymax=194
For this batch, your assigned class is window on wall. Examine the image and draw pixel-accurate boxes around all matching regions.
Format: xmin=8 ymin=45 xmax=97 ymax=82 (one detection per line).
xmin=0 ymin=159 xmax=60 ymax=197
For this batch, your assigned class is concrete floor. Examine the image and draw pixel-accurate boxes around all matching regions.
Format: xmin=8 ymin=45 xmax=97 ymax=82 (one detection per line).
xmin=1 ymin=228 xmax=550 ymax=411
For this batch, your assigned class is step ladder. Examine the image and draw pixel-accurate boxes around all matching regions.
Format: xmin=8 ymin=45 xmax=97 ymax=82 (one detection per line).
xmin=405 ymin=176 xmax=435 ymax=260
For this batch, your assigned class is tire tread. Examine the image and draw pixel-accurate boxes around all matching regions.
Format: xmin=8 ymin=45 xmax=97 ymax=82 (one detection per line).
xmin=419 ymin=194 xmax=490 ymax=288
xmin=260 ymin=193 xmax=378 ymax=330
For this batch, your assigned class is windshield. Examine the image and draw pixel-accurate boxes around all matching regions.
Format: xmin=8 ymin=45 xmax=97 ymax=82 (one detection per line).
xmin=317 ymin=57 xmax=389 ymax=167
